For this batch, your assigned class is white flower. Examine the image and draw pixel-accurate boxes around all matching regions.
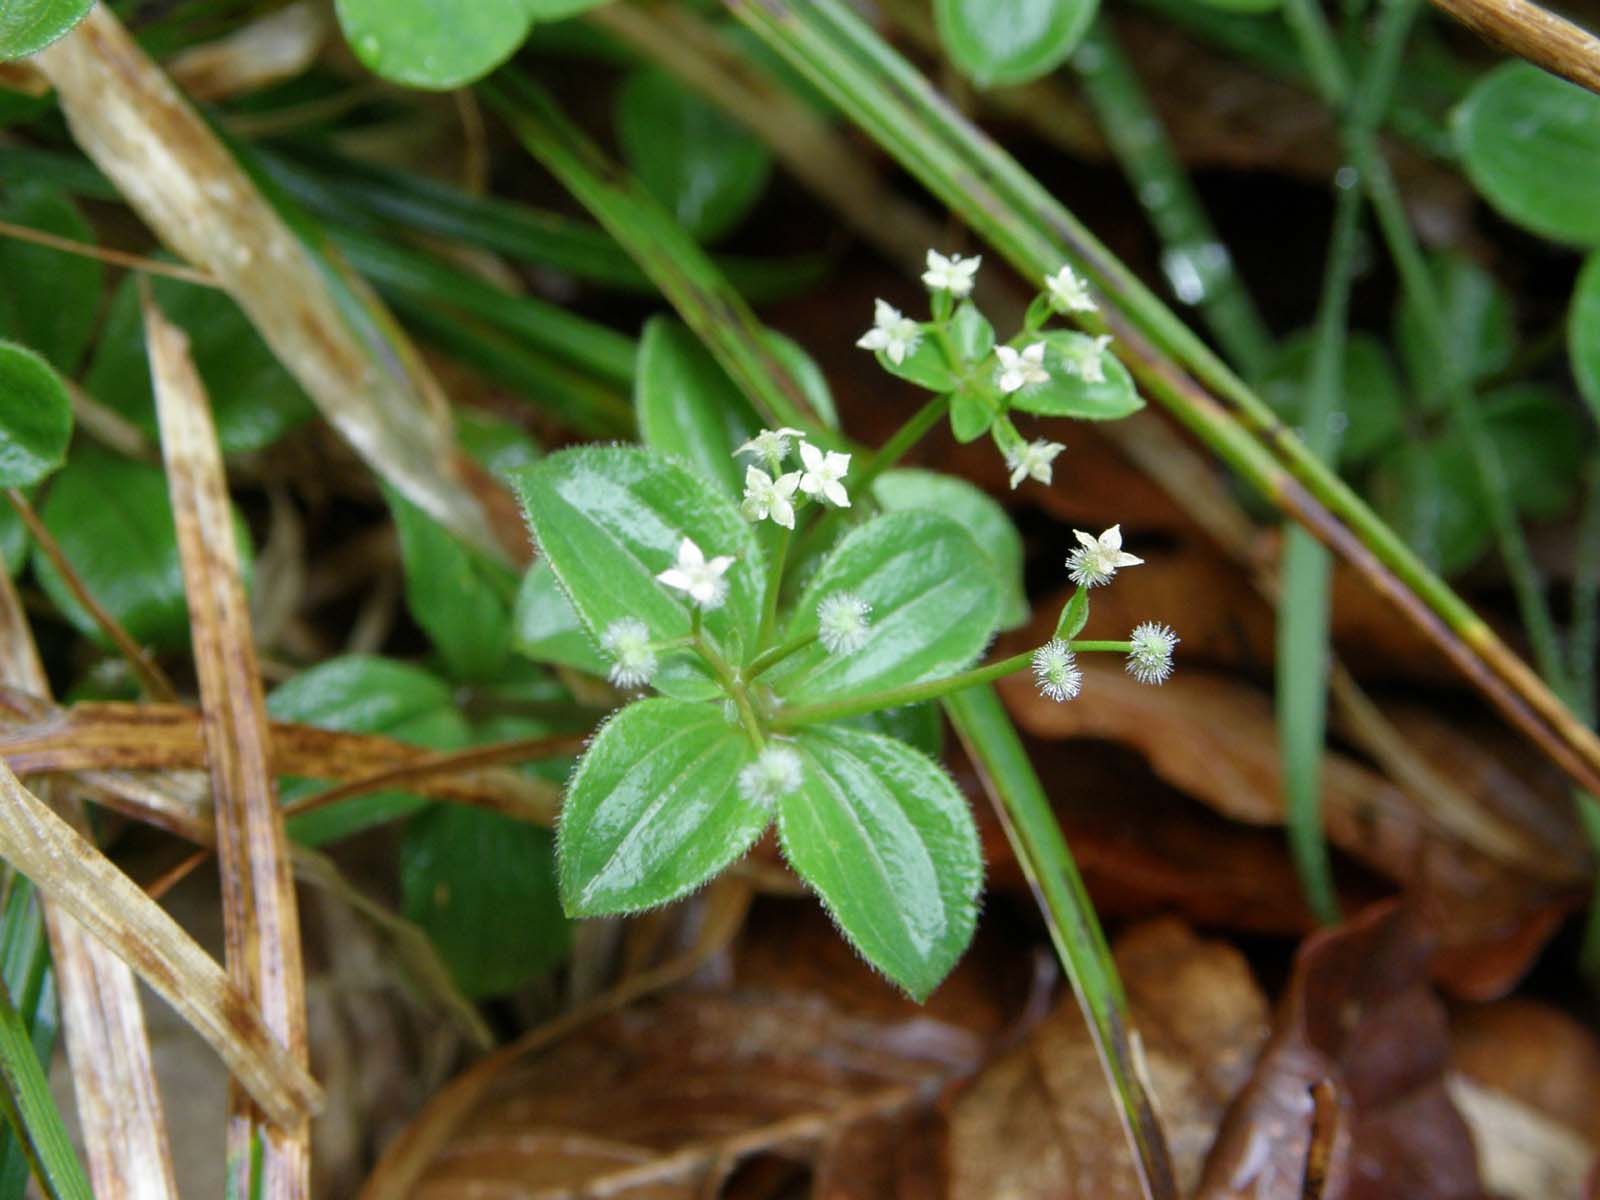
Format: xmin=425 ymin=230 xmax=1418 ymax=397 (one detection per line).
xmin=817 ymin=592 xmax=872 ymax=655
xmin=1127 ymin=622 xmax=1178 ymax=685
xmin=1045 ymin=264 xmax=1096 ymax=314
xmin=656 ymin=537 xmax=735 ymax=608
xmin=733 ymin=427 xmax=805 ymax=466
xmin=1032 ymin=639 xmax=1082 ymax=702
xmin=797 ymin=442 xmax=851 ymax=508
xmin=1066 ymin=524 xmax=1143 ymax=588
xmin=1061 ymin=334 xmax=1113 ymax=384
xmin=1004 ymin=439 xmax=1065 ymax=490
xmin=995 ymin=343 xmax=1050 ymax=394
xmin=921 ymin=249 xmax=980 ymax=297
xmin=739 ymin=744 xmax=803 ymax=807
xmin=856 ymin=299 xmax=921 ymax=365
xmin=742 ymin=466 xmax=802 ymax=530
xmin=600 ymin=618 xmax=657 ymax=689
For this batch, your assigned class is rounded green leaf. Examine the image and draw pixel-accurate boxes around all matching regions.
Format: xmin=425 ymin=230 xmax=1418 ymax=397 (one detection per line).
xmin=1368 ymin=438 xmax=1490 ymax=576
xmin=268 ymin=656 xmax=470 ymax=844
xmin=512 ymin=558 xmax=608 ymax=675
xmin=335 ymin=0 xmax=531 ymax=89
xmin=1258 ymin=331 xmax=1404 ymax=466
xmin=85 ymin=274 xmax=315 ymax=455
xmin=456 ymin=408 xmax=542 ymax=481
xmin=948 ymin=387 xmax=997 ymax=442
xmin=636 ymin=318 xmax=762 ymax=499
xmin=935 ymin=0 xmax=1097 ymax=88
xmin=873 ymin=469 xmax=1028 ymax=629
xmin=401 ymin=805 xmax=569 ymax=997
xmin=510 ymin=445 xmax=763 ymax=696
xmin=770 ymin=510 xmax=1000 ymax=706
xmin=1477 ymin=384 xmax=1590 ymax=519
xmin=1569 ymin=251 xmax=1600 ymax=426
xmin=1455 ymin=61 xmax=1600 ymax=246
xmin=0 ymin=0 xmax=92 ymax=60
xmin=1393 ymin=252 xmax=1514 ymax=406
xmin=949 ymin=302 xmax=995 ymax=363
xmin=1008 ymin=331 xmax=1143 ymax=420
xmin=616 ymin=66 xmax=772 ymax=242
xmin=879 ymin=334 xmax=958 ymax=393
xmin=781 ymin=724 xmax=982 ymax=1000
xmin=559 ymin=698 xmax=763 ymax=915
xmin=0 ymin=182 xmax=101 ymax=374
xmin=33 ymin=449 xmax=253 ymax=656
xmin=0 ymin=341 xmax=70 ymax=489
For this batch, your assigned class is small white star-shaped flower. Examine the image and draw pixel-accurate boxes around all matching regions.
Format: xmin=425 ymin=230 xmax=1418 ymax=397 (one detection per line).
xmin=1003 ymin=439 xmax=1065 ymax=490
xmin=1127 ymin=622 xmax=1178 ymax=685
xmin=600 ymin=618 xmax=657 ymax=689
xmin=921 ymin=249 xmax=980 ymax=297
xmin=733 ymin=427 xmax=804 ymax=465
xmin=855 ymin=299 xmax=921 ymax=365
xmin=797 ymin=442 xmax=851 ymax=508
xmin=1032 ymin=639 xmax=1082 ymax=702
xmin=995 ymin=343 xmax=1050 ymax=394
xmin=1061 ymin=334 xmax=1114 ymax=384
xmin=656 ymin=537 xmax=735 ymax=609
xmin=739 ymin=744 xmax=804 ymax=807
xmin=1066 ymin=524 xmax=1143 ymax=588
xmin=1044 ymin=264 xmax=1097 ymax=314
xmin=741 ymin=466 xmax=801 ymax=530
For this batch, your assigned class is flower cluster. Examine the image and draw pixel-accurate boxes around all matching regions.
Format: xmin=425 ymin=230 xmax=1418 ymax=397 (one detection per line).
xmin=734 ymin=430 xmax=852 ymax=530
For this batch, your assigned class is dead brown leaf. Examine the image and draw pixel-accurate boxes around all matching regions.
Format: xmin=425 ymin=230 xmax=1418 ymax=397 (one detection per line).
xmin=1198 ymin=902 xmax=1485 ymax=1200
xmin=949 ymin=919 xmax=1269 ymax=1199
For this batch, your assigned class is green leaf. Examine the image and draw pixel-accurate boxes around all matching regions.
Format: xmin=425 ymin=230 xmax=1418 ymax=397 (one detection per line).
xmin=1369 ymin=437 xmax=1490 ymax=576
xmin=948 ymin=388 xmax=996 ymax=442
xmin=559 ymin=698 xmax=762 ymax=914
xmin=386 ymin=488 xmax=514 ymax=682
xmin=0 ymin=971 xmax=90 ymax=1200
xmin=1478 ymin=383 xmax=1590 ymax=519
xmin=873 ymin=469 xmax=1028 ymax=629
xmin=763 ymin=330 xmax=839 ymax=431
xmin=0 ymin=343 xmax=70 ymax=489
xmin=769 ymin=510 xmax=1000 ymax=706
xmin=934 ymin=0 xmax=1097 ymax=88
xmin=0 ymin=500 xmax=26 ymax=579
xmin=1258 ymin=331 xmax=1404 ymax=465
xmin=1455 ymin=61 xmax=1600 ymax=247
xmin=616 ymin=66 xmax=772 ymax=242
xmin=511 ymin=445 xmax=763 ymax=697
xmin=525 ymin=0 xmax=611 ymax=18
xmin=839 ymin=702 xmax=943 ymax=759
xmin=1054 ymin=585 xmax=1089 ymax=639
xmin=0 ymin=880 xmax=56 ymax=1200
xmin=0 ymin=183 xmax=100 ymax=374
xmin=511 ymin=558 xmax=608 ymax=676
xmin=636 ymin=318 xmax=762 ymax=499
xmin=0 ymin=0 xmax=91 ymax=60
xmin=879 ymin=334 xmax=957 ymax=393
xmin=267 ymin=656 xmax=470 ymax=844
xmin=400 ymin=805 xmax=570 ymax=997
xmin=1186 ymin=0 xmax=1279 ymax=12
xmin=455 ymin=408 xmax=542 ymax=481
xmin=1393 ymin=253 xmax=1514 ymax=405
xmin=1009 ymin=331 xmax=1143 ymax=420
xmin=335 ymin=0 xmax=532 ymax=89
xmin=85 ymin=274 xmax=315 ymax=455
xmin=781 ymin=724 xmax=981 ymax=1000
xmin=32 ymin=449 xmax=252 ymax=654
xmin=948 ymin=302 xmax=995 ymax=362
xmin=1568 ymin=251 xmax=1600 ymax=429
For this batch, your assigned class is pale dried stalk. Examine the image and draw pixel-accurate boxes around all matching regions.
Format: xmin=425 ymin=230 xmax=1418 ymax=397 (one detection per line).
xmin=31 ymin=5 xmax=507 ymax=562
xmin=0 ymin=571 xmax=179 ymax=1199
xmin=145 ymin=291 xmax=313 ymax=1193
xmin=1427 ymin=0 xmax=1600 ymax=99
xmin=165 ymin=1 xmax=327 ymax=102
xmin=0 ymin=759 xmax=319 ymax=1125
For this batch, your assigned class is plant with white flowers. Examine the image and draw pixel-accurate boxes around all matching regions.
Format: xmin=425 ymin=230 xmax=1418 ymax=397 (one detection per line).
xmin=855 ymin=251 xmax=1142 ymax=491
xmin=508 ymin=295 xmax=1172 ymax=1000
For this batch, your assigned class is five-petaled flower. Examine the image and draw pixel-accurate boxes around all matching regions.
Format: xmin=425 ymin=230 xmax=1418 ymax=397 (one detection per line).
xmin=1127 ymin=622 xmax=1178 ymax=685
xmin=600 ymin=618 xmax=657 ymax=689
xmin=739 ymin=744 xmax=804 ymax=807
xmin=995 ymin=343 xmax=1050 ymax=394
xmin=1066 ymin=525 xmax=1143 ymax=588
xmin=742 ymin=466 xmax=801 ymax=530
xmin=1044 ymin=264 xmax=1096 ymax=314
xmin=921 ymin=249 xmax=980 ymax=297
xmin=1061 ymin=334 xmax=1114 ymax=384
xmin=1032 ymin=639 xmax=1082 ymax=702
xmin=656 ymin=537 xmax=735 ymax=609
xmin=1004 ymin=439 xmax=1065 ymax=490
xmin=733 ymin=427 xmax=805 ymax=467
xmin=856 ymin=299 xmax=921 ymax=365
xmin=797 ymin=442 xmax=852 ymax=508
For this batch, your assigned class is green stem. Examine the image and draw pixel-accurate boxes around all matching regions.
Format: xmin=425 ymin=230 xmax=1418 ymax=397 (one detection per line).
xmin=1067 ymin=639 xmax=1132 ymax=654
xmin=691 ymin=634 xmax=764 ymax=747
xmin=774 ymin=650 xmax=1035 ymax=727
xmin=747 ymin=630 xmax=816 ymax=679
